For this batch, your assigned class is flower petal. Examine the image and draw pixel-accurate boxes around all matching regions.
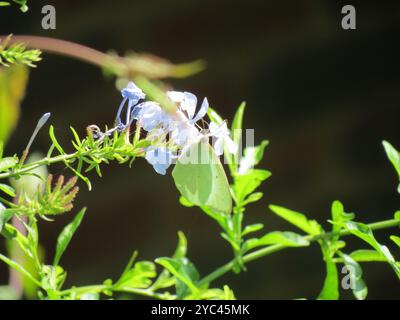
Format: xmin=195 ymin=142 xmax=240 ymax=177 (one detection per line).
xmin=182 ymin=92 xmax=197 ymax=120
xmin=191 ymin=97 xmax=209 ymax=124
xmin=213 ymin=137 xmax=224 ymax=156
xmin=145 ymin=147 xmax=174 ymax=175
xmin=225 ymin=136 xmax=238 ymax=154
xmin=137 ymin=102 xmax=163 ymax=131
xmin=121 ymin=82 xmax=145 ymax=103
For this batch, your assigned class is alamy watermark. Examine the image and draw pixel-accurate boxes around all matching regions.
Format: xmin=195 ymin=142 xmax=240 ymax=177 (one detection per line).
xmin=341 ymin=5 xmax=356 ymax=30
xmin=41 ymin=5 xmax=56 ymax=30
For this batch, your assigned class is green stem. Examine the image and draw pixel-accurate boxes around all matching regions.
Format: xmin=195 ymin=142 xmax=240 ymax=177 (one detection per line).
xmin=199 ymin=218 xmax=400 ymax=286
xmin=59 ymin=284 xmax=174 ymax=300
xmin=0 ymin=152 xmax=80 ymax=180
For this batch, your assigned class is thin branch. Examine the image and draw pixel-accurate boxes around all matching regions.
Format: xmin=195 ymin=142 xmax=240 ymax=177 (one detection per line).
xmin=199 ymin=218 xmax=400 ymax=286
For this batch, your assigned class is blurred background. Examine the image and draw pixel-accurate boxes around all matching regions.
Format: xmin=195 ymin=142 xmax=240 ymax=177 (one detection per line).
xmin=0 ymin=0 xmax=400 ymax=299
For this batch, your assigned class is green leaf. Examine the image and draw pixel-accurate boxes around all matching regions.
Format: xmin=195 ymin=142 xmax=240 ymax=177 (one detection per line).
xmin=53 ymin=208 xmax=86 ymax=266
xmin=0 ymin=286 xmax=18 ymax=300
xmin=185 ymin=285 xmax=236 ymax=300
xmin=344 ymin=221 xmax=400 ymax=279
xmin=269 ymin=205 xmax=322 ymax=235
xmin=115 ymin=261 xmax=156 ymax=290
xmin=341 ymin=253 xmax=368 ymax=300
xmin=0 ymin=203 xmax=12 ymax=233
xmin=207 ymin=107 xmax=224 ymax=125
xmin=172 ymin=140 xmax=232 ymax=214
xmin=244 ymin=231 xmax=309 ymax=252
xmin=243 ymin=192 xmax=263 ymax=205
xmin=10 ymin=152 xmax=47 ymax=198
xmin=238 ymin=140 xmax=269 ymax=175
xmin=0 ymin=183 xmax=15 ymax=197
xmin=151 ymin=231 xmax=188 ymax=291
xmin=0 ymin=253 xmax=41 ymax=287
xmin=70 ymin=126 xmax=82 ymax=147
xmin=41 ymin=265 xmax=66 ymax=292
xmin=242 ymin=223 xmax=264 ymax=237
xmin=346 ymin=249 xmax=386 ymax=262
xmin=173 ymin=231 xmax=188 ymax=259
xmin=391 ymin=235 xmax=400 ymax=248
xmin=331 ymin=200 xmax=354 ymax=239
xmin=395 ymin=211 xmax=400 ymax=221
xmin=0 ymin=156 xmax=18 ymax=172
xmin=0 ymin=66 xmax=28 ymax=145
xmin=49 ymin=125 xmax=66 ymax=155
xmin=231 ymin=102 xmax=246 ymax=168
xmin=231 ymin=102 xmax=246 ymax=141
xmin=155 ymin=257 xmax=199 ymax=297
xmin=318 ymin=248 xmax=339 ymax=300
xmin=233 ymin=169 xmax=271 ymax=204
xmin=382 ymin=140 xmax=400 ymax=193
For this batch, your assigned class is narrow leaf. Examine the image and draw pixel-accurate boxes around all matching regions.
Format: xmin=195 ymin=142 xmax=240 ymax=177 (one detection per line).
xmin=53 ymin=208 xmax=86 ymax=266
xmin=0 ymin=183 xmax=15 ymax=197
xmin=0 ymin=253 xmax=41 ymax=287
xmin=269 ymin=205 xmax=322 ymax=235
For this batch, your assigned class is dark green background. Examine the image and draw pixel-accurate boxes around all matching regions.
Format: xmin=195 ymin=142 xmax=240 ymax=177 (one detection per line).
xmin=1 ymin=0 xmax=399 ymax=299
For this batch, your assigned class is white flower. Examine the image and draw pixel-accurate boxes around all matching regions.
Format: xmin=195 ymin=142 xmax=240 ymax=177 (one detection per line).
xmin=170 ymin=121 xmax=201 ymax=147
xmin=167 ymin=91 xmax=209 ymax=124
xmin=209 ymin=121 xmax=238 ymax=156
xmin=167 ymin=91 xmax=209 ymax=147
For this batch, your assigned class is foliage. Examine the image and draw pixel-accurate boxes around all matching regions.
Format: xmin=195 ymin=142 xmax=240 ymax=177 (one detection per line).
xmin=0 ymin=36 xmax=41 ymax=67
xmin=0 ymin=36 xmax=398 ymax=300
xmin=0 ymin=0 xmax=28 ymax=12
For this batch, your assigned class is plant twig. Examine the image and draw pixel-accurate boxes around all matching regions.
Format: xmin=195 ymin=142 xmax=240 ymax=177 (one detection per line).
xmin=199 ymin=218 xmax=400 ymax=286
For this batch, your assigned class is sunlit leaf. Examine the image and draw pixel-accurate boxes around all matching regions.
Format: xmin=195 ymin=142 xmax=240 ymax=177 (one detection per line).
xmin=151 ymin=231 xmax=188 ymax=291
xmin=269 ymin=205 xmax=322 ymax=236
xmin=344 ymin=221 xmax=400 ymax=279
xmin=53 ymin=208 xmax=86 ymax=266
xmin=391 ymin=235 xmax=400 ymax=248
xmin=318 ymin=247 xmax=339 ymax=300
xmin=233 ymin=169 xmax=271 ymax=205
xmin=155 ymin=257 xmax=199 ymax=298
xmin=341 ymin=253 xmax=368 ymax=300
xmin=0 ymin=156 xmax=18 ymax=172
xmin=244 ymin=231 xmax=309 ymax=252
xmin=0 ymin=65 xmax=28 ymax=145
xmin=0 ymin=183 xmax=15 ymax=197
xmin=0 ymin=253 xmax=41 ymax=287
xmin=115 ymin=261 xmax=156 ymax=290
xmin=382 ymin=140 xmax=400 ymax=193
xmin=242 ymin=223 xmax=264 ymax=237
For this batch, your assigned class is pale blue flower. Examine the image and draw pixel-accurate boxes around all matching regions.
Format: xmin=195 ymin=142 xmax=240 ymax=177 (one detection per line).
xmin=209 ymin=121 xmax=238 ymax=156
xmin=134 ymin=102 xmax=166 ymax=132
xmin=121 ymin=81 xmax=145 ymax=102
xmin=115 ymin=82 xmax=145 ymax=130
xmin=145 ymin=146 xmax=174 ymax=175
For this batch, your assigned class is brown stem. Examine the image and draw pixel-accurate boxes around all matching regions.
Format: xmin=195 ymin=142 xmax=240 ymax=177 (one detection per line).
xmin=5 ymin=35 xmax=123 ymax=72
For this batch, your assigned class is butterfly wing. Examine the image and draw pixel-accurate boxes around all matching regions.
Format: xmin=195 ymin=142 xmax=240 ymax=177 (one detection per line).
xmin=172 ymin=141 xmax=232 ymax=214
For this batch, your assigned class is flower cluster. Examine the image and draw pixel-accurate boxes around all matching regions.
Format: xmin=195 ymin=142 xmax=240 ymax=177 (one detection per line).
xmin=111 ymin=82 xmax=237 ymax=175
